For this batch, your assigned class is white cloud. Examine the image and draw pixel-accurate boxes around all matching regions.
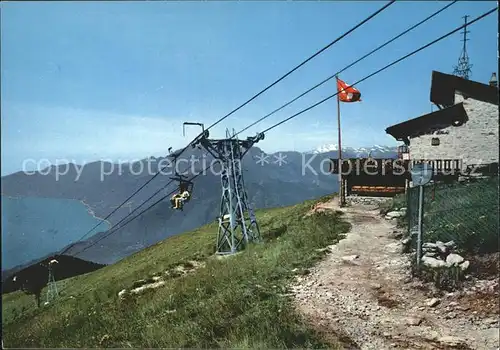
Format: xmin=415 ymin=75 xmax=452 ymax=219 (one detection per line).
xmin=2 ymin=104 xmax=188 ymax=163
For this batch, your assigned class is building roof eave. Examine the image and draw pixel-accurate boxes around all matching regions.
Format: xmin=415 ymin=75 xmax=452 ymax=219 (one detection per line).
xmin=430 ymin=71 xmax=499 ymax=106
xmin=385 ymin=102 xmax=468 ymax=140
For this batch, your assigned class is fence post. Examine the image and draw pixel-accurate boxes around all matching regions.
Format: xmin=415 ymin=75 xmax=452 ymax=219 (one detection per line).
xmin=406 ymin=187 xmax=410 ymax=237
xmin=409 ymin=163 xmax=433 ymax=274
xmin=416 ymin=184 xmax=424 ymax=272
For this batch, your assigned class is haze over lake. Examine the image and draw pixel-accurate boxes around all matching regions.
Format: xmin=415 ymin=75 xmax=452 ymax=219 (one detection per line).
xmin=1 ymin=196 xmax=110 ymax=270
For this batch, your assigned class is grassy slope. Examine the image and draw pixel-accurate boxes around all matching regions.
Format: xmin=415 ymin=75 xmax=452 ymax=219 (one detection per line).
xmin=2 ymin=195 xmax=350 ymax=348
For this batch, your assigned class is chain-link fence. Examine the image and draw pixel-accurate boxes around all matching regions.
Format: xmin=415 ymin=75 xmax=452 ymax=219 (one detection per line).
xmin=407 ymin=176 xmax=499 ymax=257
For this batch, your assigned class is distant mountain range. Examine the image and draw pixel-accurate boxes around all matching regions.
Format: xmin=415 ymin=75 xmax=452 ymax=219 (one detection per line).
xmin=310 ymin=144 xmax=398 ymax=157
xmin=1 ymin=145 xmax=398 ymax=274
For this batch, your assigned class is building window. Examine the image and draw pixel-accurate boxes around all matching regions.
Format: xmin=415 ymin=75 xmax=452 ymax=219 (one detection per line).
xmin=431 ymin=138 xmax=440 ymax=146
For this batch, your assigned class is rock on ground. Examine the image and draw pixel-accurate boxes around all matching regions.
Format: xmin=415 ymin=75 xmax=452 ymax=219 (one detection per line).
xmin=426 ymin=298 xmax=440 ymax=307
xmin=446 ymin=253 xmax=465 ymax=266
xmin=422 ymin=256 xmax=448 ymax=268
xmin=385 ymin=211 xmax=405 ymax=219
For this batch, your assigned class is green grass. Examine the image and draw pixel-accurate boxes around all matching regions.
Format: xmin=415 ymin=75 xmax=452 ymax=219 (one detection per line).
xmin=2 ymin=194 xmax=350 ymax=348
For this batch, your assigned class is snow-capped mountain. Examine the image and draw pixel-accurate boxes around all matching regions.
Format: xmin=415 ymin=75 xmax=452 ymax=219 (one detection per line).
xmin=309 ymin=144 xmax=398 ymax=158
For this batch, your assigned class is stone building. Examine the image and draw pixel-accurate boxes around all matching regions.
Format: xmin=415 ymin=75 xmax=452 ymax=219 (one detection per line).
xmin=385 ymin=71 xmax=498 ymax=174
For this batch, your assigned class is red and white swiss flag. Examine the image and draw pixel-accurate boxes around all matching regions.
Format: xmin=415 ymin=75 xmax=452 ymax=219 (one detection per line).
xmin=337 ymin=78 xmax=361 ymax=102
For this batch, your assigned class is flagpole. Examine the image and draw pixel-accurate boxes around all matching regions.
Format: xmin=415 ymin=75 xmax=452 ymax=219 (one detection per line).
xmin=336 ymin=75 xmax=345 ymax=207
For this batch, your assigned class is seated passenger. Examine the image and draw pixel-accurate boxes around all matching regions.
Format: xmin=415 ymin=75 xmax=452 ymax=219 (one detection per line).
xmin=171 ymin=191 xmax=190 ymax=210
xmin=171 ymin=194 xmax=182 ymax=209
xmin=180 ymin=190 xmax=190 ymax=202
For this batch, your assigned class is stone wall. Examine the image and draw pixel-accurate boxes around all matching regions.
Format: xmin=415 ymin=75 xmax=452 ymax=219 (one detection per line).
xmin=409 ymin=93 xmax=498 ymax=169
xmin=347 ymin=196 xmax=391 ymax=206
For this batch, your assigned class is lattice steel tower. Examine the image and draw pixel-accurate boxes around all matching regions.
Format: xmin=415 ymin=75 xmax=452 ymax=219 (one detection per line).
xmin=453 ymin=15 xmax=472 ymax=80
xmin=46 ymin=260 xmax=59 ymax=303
xmin=192 ymin=127 xmax=263 ymax=255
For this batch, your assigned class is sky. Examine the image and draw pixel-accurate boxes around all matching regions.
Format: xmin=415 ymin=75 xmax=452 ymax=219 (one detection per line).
xmin=1 ymin=1 xmax=498 ymax=175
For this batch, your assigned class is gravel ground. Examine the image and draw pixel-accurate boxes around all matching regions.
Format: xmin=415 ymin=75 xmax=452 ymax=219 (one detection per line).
xmin=292 ymin=199 xmax=499 ymax=350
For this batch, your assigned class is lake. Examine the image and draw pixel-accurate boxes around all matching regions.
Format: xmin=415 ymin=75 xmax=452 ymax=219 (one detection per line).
xmin=1 ymin=195 xmax=110 ymax=270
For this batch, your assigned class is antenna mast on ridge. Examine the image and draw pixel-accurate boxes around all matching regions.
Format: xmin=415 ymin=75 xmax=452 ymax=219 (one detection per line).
xmin=452 ymin=15 xmax=472 ymax=80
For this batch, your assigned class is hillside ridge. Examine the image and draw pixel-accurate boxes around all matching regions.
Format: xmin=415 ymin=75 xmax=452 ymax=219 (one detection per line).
xmin=2 ymin=195 xmax=350 ymax=348
xmin=2 ymin=146 xmax=357 ymax=270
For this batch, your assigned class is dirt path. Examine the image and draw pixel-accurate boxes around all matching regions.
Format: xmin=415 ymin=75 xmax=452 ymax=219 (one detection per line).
xmin=292 ymin=199 xmax=499 ymax=350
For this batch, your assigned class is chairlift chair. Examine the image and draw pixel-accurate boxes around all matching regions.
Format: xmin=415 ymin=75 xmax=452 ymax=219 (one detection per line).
xmin=169 ymin=173 xmax=194 ymax=210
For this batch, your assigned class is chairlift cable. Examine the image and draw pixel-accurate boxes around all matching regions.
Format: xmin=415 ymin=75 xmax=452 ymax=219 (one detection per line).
xmin=234 ymin=0 xmax=458 ymax=137
xmin=72 ymin=164 xmax=212 ymax=257
xmin=59 ymin=0 xmax=394 ymax=255
xmin=69 ymin=149 xmax=212 ymax=257
xmin=205 ymin=0 xmax=396 ymax=131
xmin=255 ymin=7 xmax=498 ymax=134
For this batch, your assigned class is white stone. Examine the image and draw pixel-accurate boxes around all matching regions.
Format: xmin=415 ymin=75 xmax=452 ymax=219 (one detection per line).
xmin=422 ymin=256 xmax=448 ymax=268
xmin=436 ymin=241 xmax=447 ymax=254
xmin=444 ymin=240 xmax=456 ymax=248
xmin=423 ymin=242 xmax=438 ymax=249
xmin=426 ymin=298 xmax=440 ymax=307
xmin=385 ymin=211 xmax=405 ymax=219
xmin=130 ymin=281 xmax=166 ymax=294
xmin=446 ymin=253 xmax=465 ymax=266
xmin=422 ymin=246 xmax=438 ymax=251
xmin=341 ymin=255 xmax=359 ymax=263
xmin=460 ymin=260 xmax=470 ymax=271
